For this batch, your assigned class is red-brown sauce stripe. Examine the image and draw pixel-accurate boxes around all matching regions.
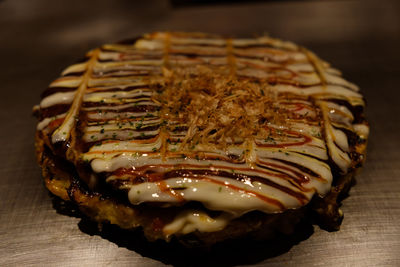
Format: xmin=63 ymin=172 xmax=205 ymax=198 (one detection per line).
xmin=238 ymin=59 xmax=298 ymax=79
xmin=257 ymin=130 xmax=313 ymax=148
xmin=156 ymin=180 xmax=185 ymax=202
xmin=85 ymin=117 xmax=159 ymax=123
xmin=113 ymin=162 xmax=296 ymax=183
xmin=278 ymin=101 xmax=312 ymax=112
xmin=201 ymin=177 xmax=286 ymax=209
xmin=113 ymin=165 xmax=309 ymax=203
xmin=47 ymin=118 xmax=65 ymax=130
xmin=143 ymin=172 xmax=286 ymax=208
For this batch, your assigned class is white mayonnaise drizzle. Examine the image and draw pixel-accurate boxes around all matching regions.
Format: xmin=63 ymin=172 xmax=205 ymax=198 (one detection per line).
xmin=51 ymin=49 xmax=98 ymax=143
xmin=353 ymin=124 xmax=370 ymax=139
xmin=318 ymin=102 xmax=351 ymax=173
xmin=37 ymin=112 xmax=67 ymax=131
xmin=163 ymin=210 xmax=234 ymax=237
xmin=61 ymin=62 xmax=87 ymax=76
xmin=49 ymin=77 xmax=82 ymax=88
xmin=232 ymin=37 xmax=298 ymax=51
xmin=83 ymin=89 xmax=153 ymax=103
xmin=40 ymin=91 xmax=76 ymax=108
xmin=324 ymin=72 xmax=359 ymax=91
xmin=170 ymin=37 xmax=226 ymax=46
xmin=127 ymin=176 xmax=310 ymax=214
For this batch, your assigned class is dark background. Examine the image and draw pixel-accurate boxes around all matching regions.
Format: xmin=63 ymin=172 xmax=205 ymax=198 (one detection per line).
xmin=1 ymin=0 xmax=399 ymax=266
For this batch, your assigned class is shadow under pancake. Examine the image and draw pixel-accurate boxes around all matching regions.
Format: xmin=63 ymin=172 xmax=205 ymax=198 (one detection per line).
xmin=51 ymin=193 xmax=82 ymax=218
xmin=51 ymin=194 xmax=314 ymax=266
xmin=76 ymin=217 xmax=314 ymax=267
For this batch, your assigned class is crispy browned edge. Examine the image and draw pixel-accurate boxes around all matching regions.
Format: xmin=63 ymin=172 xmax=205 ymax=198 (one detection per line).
xmin=35 ymin=127 xmax=367 ymax=246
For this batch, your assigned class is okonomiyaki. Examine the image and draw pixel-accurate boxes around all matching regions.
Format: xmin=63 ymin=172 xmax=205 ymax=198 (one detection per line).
xmin=33 ymin=32 xmax=369 ymax=246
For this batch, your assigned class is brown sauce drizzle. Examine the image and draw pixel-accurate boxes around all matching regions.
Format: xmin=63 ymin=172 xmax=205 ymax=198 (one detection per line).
xmin=91 ymin=70 xmax=155 ymax=78
xmin=119 ymin=54 xmax=163 ymax=61
xmin=38 ymin=104 xmax=71 ymax=120
xmin=41 ymin=87 xmax=77 ymax=98
xmin=156 ymin=180 xmax=185 ymax=202
xmin=82 ymin=103 xmax=160 ymax=112
xmin=256 ymin=160 xmax=310 ymax=185
xmin=279 ymin=101 xmax=311 ymax=112
xmin=273 ymin=158 xmax=324 ymax=181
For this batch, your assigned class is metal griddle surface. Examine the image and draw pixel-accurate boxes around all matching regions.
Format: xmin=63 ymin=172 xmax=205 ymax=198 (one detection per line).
xmin=1 ymin=0 xmax=399 ymax=266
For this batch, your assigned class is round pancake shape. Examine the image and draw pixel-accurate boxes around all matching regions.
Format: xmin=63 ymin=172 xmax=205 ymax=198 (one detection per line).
xmin=34 ymin=32 xmax=369 ymax=245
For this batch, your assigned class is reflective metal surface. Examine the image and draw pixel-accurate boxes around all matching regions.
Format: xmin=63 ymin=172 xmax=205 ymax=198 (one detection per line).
xmin=1 ymin=0 xmax=399 ymax=266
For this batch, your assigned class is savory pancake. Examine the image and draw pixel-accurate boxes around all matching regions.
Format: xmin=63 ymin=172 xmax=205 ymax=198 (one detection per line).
xmin=33 ymin=32 xmax=369 ymax=246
